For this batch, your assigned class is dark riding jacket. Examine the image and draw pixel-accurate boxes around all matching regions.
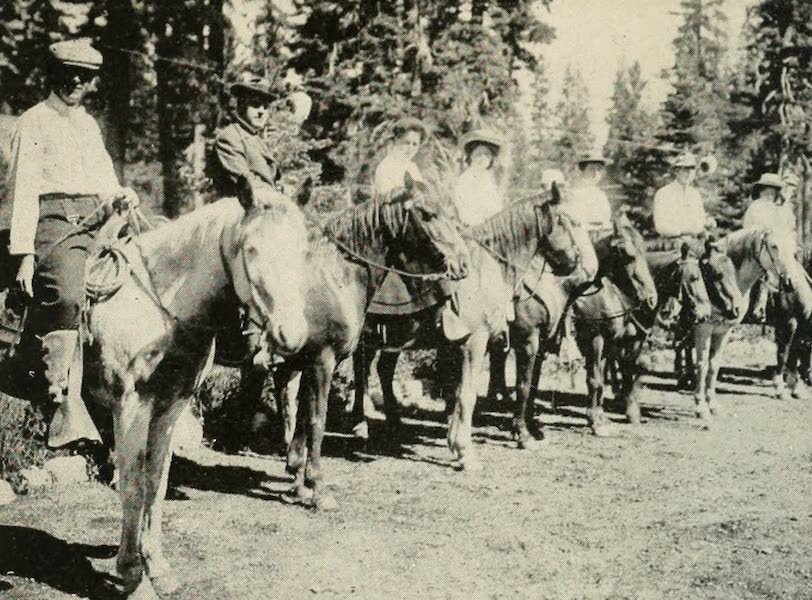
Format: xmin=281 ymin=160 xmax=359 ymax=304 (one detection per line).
xmin=213 ymin=118 xmax=279 ymax=196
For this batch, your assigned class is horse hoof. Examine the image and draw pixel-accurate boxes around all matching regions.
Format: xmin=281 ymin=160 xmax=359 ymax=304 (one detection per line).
xmin=127 ymin=578 xmax=160 ymax=600
xmin=517 ymin=436 xmax=540 ymax=450
xmin=351 ymin=421 xmax=369 ymax=440
xmin=150 ymin=573 xmax=181 ymax=596
xmin=694 ymin=405 xmax=710 ymax=420
xmin=707 ymin=402 xmax=722 ymax=416
xmin=458 ymin=455 xmax=482 ymax=472
xmin=591 ymin=423 xmax=615 ymax=438
xmin=626 ymin=404 xmax=641 ymax=425
xmin=313 ymin=493 xmax=339 ymax=511
xmin=281 ymin=485 xmax=313 ymax=505
xmin=779 ymin=390 xmax=793 ymax=402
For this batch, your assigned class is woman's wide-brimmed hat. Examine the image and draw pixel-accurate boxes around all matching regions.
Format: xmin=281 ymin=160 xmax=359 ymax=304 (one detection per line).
xmin=461 ymin=128 xmax=504 ymax=155
xmin=672 ymin=152 xmax=698 ymax=168
xmin=753 ymin=173 xmax=783 ymax=190
xmin=230 ymin=72 xmax=275 ymax=99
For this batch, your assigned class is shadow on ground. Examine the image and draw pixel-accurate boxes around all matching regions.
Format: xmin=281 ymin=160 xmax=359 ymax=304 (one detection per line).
xmin=0 ymin=526 xmax=120 ymax=599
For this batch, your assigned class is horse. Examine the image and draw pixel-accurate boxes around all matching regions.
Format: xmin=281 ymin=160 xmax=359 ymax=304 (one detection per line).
xmin=691 ymin=229 xmax=812 ymax=420
xmin=762 ymin=243 xmax=812 ymax=400
xmin=271 ymin=174 xmax=470 ymax=510
xmin=0 ymin=177 xmax=311 ymax=598
xmin=489 ymin=216 xmax=658 ymax=441
xmin=644 ymin=239 xmax=738 ymax=390
xmin=349 ymin=192 xmax=583 ymax=470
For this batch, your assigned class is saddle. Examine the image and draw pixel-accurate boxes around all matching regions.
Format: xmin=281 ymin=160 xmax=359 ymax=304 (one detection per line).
xmin=368 ymin=273 xmax=446 ymax=316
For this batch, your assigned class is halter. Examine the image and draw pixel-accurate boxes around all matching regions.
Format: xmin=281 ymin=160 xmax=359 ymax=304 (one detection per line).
xmin=470 ymin=203 xmax=582 ymax=301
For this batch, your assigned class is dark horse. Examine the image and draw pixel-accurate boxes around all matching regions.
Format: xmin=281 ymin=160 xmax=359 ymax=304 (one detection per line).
xmin=272 ymin=174 xmax=470 ymax=510
xmin=762 ymin=243 xmax=812 ymax=400
xmin=350 ymin=192 xmax=582 ymax=470
xmin=489 ymin=216 xmax=658 ymax=441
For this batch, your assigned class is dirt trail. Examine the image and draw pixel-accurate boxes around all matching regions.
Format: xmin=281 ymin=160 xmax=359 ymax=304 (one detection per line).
xmin=1 ymin=338 xmax=811 ymax=599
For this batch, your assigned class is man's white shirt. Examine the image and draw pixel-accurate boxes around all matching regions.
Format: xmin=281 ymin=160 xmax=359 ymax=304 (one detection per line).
xmin=742 ymin=198 xmax=795 ymax=238
xmin=7 ymin=92 xmax=120 ymax=254
xmin=560 ymin=184 xmax=612 ymax=233
xmin=652 ymin=180 xmax=706 ymax=237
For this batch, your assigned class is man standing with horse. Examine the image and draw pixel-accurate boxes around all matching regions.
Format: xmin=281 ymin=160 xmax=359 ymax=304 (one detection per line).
xmin=4 ymin=39 xmax=139 ymax=448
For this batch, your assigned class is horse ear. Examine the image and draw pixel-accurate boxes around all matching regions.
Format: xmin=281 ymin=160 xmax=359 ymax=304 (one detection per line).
xmin=680 ymin=242 xmax=690 ymax=260
xmin=403 ymin=171 xmax=415 ymax=191
xmin=550 ymin=181 xmax=561 ymax=205
xmin=292 ymin=175 xmax=313 ymax=207
xmin=236 ymin=173 xmax=256 ymax=209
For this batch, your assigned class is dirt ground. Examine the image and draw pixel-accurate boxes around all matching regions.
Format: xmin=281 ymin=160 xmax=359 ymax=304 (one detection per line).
xmin=1 ymin=332 xmax=811 ymax=600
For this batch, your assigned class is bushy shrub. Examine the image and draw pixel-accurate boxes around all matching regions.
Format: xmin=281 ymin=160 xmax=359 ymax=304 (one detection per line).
xmin=0 ymin=394 xmax=48 ymax=491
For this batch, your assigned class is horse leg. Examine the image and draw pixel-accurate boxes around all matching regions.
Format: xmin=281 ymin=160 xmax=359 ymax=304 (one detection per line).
xmin=305 ymin=348 xmax=338 ymax=510
xmin=112 ymin=391 xmax=155 ymax=596
xmin=620 ymin=335 xmax=644 ymax=425
xmin=513 ymin=332 xmax=541 ymax=449
xmin=486 ymin=334 xmax=509 ymax=402
xmin=350 ymin=338 xmax=373 ymax=439
xmin=450 ymin=331 xmax=488 ymax=471
xmin=377 ymin=351 xmax=402 ymax=432
xmin=284 ymin=369 xmax=311 ymax=504
xmin=774 ymin=317 xmax=795 ymax=401
xmin=705 ymin=328 xmax=732 ymax=417
xmin=693 ymin=325 xmax=712 ymax=421
xmin=140 ymin=397 xmax=189 ymax=596
xmin=582 ymin=332 xmax=611 ymax=437
xmin=273 ymin=364 xmax=300 ymax=448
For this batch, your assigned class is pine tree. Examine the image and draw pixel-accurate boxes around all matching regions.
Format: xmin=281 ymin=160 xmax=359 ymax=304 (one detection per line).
xmin=731 ymin=0 xmax=812 ymax=235
xmin=604 ymin=62 xmax=663 ymax=227
xmin=547 ymin=65 xmax=593 ymax=176
xmin=659 ymin=0 xmax=733 ymax=220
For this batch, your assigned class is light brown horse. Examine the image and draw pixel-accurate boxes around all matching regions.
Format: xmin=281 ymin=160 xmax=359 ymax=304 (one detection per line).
xmin=272 ymin=174 xmax=470 ymax=510
xmin=350 ymin=193 xmax=583 ymax=470
xmin=691 ymin=229 xmax=812 ymax=420
xmin=83 ymin=178 xmax=310 ymax=598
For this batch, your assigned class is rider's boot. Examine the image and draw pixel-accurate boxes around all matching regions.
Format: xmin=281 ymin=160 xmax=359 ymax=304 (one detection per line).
xmin=41 ymin=330 xmax=101 ymax=448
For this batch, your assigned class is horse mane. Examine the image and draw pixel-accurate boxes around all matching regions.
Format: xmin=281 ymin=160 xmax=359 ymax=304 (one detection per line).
xmin=138 ymin=198 xmax=243 ymax=260
xmin=472 ymin=194 xmax=551 ymax=261
xmin=317 ymin=188 xmax=408 ymax=255
xmin=719 ymin=228 xmax=762 ymax=269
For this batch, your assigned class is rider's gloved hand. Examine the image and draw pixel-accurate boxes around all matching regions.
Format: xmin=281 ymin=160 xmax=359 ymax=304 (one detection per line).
xmin=15 ymin=254 xmax=35 ymax=297
xmin=101 ymin=187 xmax=140 ymax=213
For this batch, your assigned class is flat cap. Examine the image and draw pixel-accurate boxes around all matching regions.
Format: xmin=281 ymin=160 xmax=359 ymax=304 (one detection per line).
xmin=49 ymin=38 xmax=102 ymax=70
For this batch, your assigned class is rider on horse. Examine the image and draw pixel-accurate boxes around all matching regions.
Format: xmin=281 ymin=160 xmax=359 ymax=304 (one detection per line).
xmin=369 ymin=117 xmax=469 ymax=341
xmin=560 ymin=150 xmax=613 ymax=240
xmin=744 ymin=172 xmax=800 ymax=322
xmin=5 ymin=39 xmax=139 ymax=448
xmin=453 ymin=128 xmax=505 ymax=226
xmin=652 ymin=152 xmax=709 ymax=243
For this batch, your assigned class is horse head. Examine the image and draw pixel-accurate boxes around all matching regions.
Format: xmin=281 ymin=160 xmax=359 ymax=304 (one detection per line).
xmin=755 ymin=230 xmax=812 ymax=319
xmin=229 ymin=174 xmax=310 ymax=354
xmin=536 ymin=203 xmax=582 ymax=276
xmin=660 ymin=243 xmax=712 ymax=325
xmin=701 ymin=237 xmax=743 ymax=320
xmin=387 ymin=172 xmax=470 ymax=282
xmin=599 ymin=215 xmax=657 ymax=310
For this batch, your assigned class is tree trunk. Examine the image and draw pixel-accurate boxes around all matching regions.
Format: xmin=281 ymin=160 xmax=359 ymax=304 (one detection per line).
xmin=101 ymin=0 xmax=138 ymax=180
xmin=156 ymin=7 xmax=181 ymax=217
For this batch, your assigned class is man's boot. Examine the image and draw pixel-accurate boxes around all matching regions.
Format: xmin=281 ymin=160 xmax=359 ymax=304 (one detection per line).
xmin=41 ymin=330 xmax=101 ymax=448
